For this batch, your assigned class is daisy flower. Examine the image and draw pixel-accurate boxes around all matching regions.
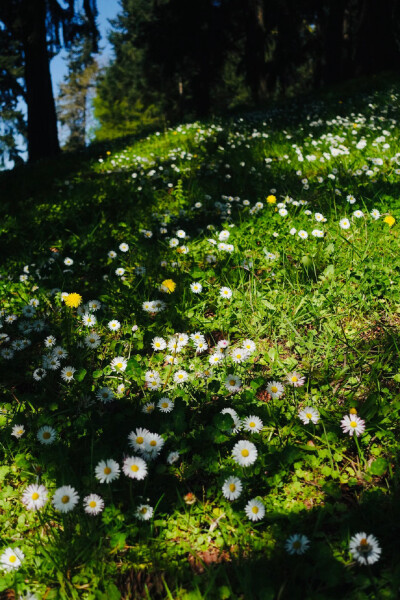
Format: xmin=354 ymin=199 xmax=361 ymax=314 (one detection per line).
xmin=44 ymin=335 xmax=56 ymax=348
xmin=340 ymin=414 xmax=366 ymax=437
xmin=33 ymin=368 xmax=47 ymax=381
xmin=52 ymin=485 xmax=79 ymax=513
xmin=266 ymin=381 xmax=284 ymax=399
xmin=232 ymin=440 xmax=258 ymax=467
xmin=122 ymin=456 xmax=148 ymax=480
xmin=21 ymin=484 xmax=48 ymax=510
xmin=353 ymin=210 xmax=364 ymax=218
xmin=115 ymin=267 xmax=125 ymax=276
xmin=195 ymin=340 xmax=208 ymax=353
xmin=218 ymin=339 xmax=229 ymax=349
xmin=190 ymin=282 xmax=203 ymax=293
xmin=167 ymin=451 xmax=180 ymax=465
xmin=231 ymin=348 xmax=249 ymax=364
xmin=287 ymin=372 xmax=305 ymax=387
xmin=209 ymin=352 xmax=223 ymax=365
xmin=299 ymin=407 xmax=320 ymax=425
xmin=128 ymin=428 xmax=150 ymax=452
xmin=119 ymin=243 xmax=129 ymax=252
xmin=245 ymin=498 xmax=265 ymax=521
xmin=222 ymin=476 xmax=242 ymax=501
xmin=37 ymin=426 xmax=57 ymax=444
xmin=158 ymin=397 xmax=174 ymax=413
xmin=298 ymin=230 xmax=308 ymax=239
xmin=110 ymin=356 xmax=127 ymax=372
xmin=83 ymin=494 xmax=104 ymax=515
xmin=191 ymin=332 xmax=205 ymax=344
xmin=108 ymin=250 xmax=117 ymax=258
xmin=88 ymin=299 xmax=101 ymax=311
xmin=85 ymin=332 xmax=101 ymax=348
xmin=174 ymin=369 xmax=188 ymax=384
xmin=136 ymin=504 xmax=154 ymax=521
xmin=225 ymin=374 xmax=242 ymax=393
xmin=144 ymin=432 xmax=165 ymax=455
xmin=221 ymin=408 xmax=242 ymax=433
xmin=339 ymin=218 xmax=351 ymax=230
xmin=82 ymin=313 xmax=97 ymax=327
xmin=220 ymin=286 xmax=232 ymax=299
xmin=142 ymin=402 xmax=156 ymax=414
xmin=52 ymin=346 xmax=68 ymax=359
xmin=95 ymin=459 xmax=120 ymax=483
xmin=61 ymin=366 xmax=75 ymax=382
xmin=0 ymin=547 xmax=24 ymax=571
xmin=243 ymin=415 xmax=263 ymax=433
xmin=349 ymin=532 xmax=381 ymax=565
xmin=108 ymin=319 xmax=121 ymax=332
xmin=285 ymin=534 xmax=310 ymax=555
xmin=96 ymin=387 xmax=114 ymax=403
xmin=152 ymin=336 xmax=166 ymax=351
xmin=242 ymin=339 xmax=256 ymax=354
xmin=370 ymin=209 xmax=380 ymax=220
xmin=11 ymin=424 xmax=25 ymax=438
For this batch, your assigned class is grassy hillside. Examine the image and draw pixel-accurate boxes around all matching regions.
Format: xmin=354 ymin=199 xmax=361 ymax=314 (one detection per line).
xmin=1 ymin=79 xmax=400 ymax=599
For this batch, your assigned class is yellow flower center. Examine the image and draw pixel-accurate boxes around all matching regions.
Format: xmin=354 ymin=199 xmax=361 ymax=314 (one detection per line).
xmin=293 ymin=541 xmax=301 ymax=549
xmin=140 ymin=507 xmax=147 ymax=514
xmin=32 ymin=492 xmax=39 ymax=500
xmin=136 ymin=436 xmax=144 ymax=444
xmin=131 ymin=464 xmax=139 ymax=472
xmin=350 ymin=421 xmax=357 ymax=428
xmin=116 ymin=363 xmax=122 ymax=369
xmin=229 ymin=380 xmax=235 ymax=386
xmin=147 ymin=406 xmax=154 ymax=412
xmin=271 ymin=386 xmax=278 ymax=393
xmin=349 ymin=407 xmax=357 ymax=415
xmin=17 ymin=429 xmax=23 ymax=435
xmin=104 ymin=467 xmax=111 ymax=474
xmin=229 ymin=483 xmax=236 ymax=492
xmin=251 ymin=506 xmax=259 ymax=514
xmin=61 ymin=495 xmax=70 ymax=504
xmin=66 ymin=371 xmax=72 ymax=377
xmin=306 ymin=413 xmax=312 ymax=420
xmin=150 ymin=440 xmax=157 ymax=447
xmin=162 ymin=403 xmax=168 ymax=408
xmin=291 ymin=376 xmax=298 ymax=382
xmin=249 ymin=422 xmax=256 ymax=428
xmin=241 ymin=449 xmax=249 ymax=457
xmin=89 ymin=501 xmax=97 ymax=508
xmin=9 ymin=555 xmax=16 ymax=563
xmin=43 ymin=432 xmax=50 ymax=439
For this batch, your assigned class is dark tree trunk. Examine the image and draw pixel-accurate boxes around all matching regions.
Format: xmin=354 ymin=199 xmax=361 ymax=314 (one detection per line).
xmin=244 ymin=0 xmax=267 ymax=103
xmin=21 ymin=0 xmax=60 ymax=162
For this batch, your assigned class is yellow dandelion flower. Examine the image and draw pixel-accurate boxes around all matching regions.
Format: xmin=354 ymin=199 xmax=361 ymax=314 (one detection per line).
xmin=64 ymin=293 xmax=82 ymax=308
xmin=161 ymin=279 xmax=176 ymax=293
xmin=384 ymin=215 xmax=395 ymax=227
xmin=266 ymin=195 xmax=277 ymax=204
xmin=349 ymin=407 xmax=357 ymax=415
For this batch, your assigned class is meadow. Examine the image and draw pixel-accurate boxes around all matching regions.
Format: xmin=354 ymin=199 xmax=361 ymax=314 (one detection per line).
xmin=1 ymin=79 xmax=400 ymax=599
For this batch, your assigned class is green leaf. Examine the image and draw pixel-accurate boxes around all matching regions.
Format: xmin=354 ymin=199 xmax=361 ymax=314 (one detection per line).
xmin=369 ymin=458 xmax=388 ymax=476
xmin=74 ymin=368 xmax=87 ymax=382
xmin=92 ymin=369 xmax=103 ymax=379
xmin=0 ymin=466 xmax=10 ymax=482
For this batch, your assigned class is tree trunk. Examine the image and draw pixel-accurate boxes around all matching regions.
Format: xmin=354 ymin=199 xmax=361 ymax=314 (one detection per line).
xmin=244 ymin=0 xmax=268 ymax=103
xmin=21 ymin=0 xmax=60 ymax=161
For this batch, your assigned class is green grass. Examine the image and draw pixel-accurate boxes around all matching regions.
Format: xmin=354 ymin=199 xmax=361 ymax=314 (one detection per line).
xmin=2 ymin=78 xmax=400 ymax=599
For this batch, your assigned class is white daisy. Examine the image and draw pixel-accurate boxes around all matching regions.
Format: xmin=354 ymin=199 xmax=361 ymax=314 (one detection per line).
xmin=220 ymin=286 xmax=232 ymax=299
xmin=298 ymin=407 xmax=320 ymax=425
xmin=61 ymin=366 xmax=75 ymax=382
xmin=21 ymin=484 xmax=48 ymax=510
xmin=287 ymin=372 xmax=305 ymax=387
xmin=0 ymin=547 xmax=24 ymax=571
xmin=285 ymin=534 xmax=310 ymax=555
xmin=339 ymin=218 xmax=351 ymax=230
xmin=94 ymin=459 xmax=120 ymax=483
xmin=52 ymin=346 xmax=68 ymax=359
xmin=349 ymin=532 xmax=381 ymax=565
xmin=82 ymin=313 xmax=97 ymax=327
xmin=108 ymin=319 xmax=121 ymax=332
xmin=52 ymin=485 xmax=79 ymax=513
xmin=244 ymin=498 xmax=265 ymax=521
xmin=158 ymin=397 xmax=174 ymax=413
xmin=221 ymin=408 xmax=242 ymax=433
xmin=167 ymin=451 xmax=180 ymax=465
xmin=128 ymin=428 xmax=150 ymax=452
xmin=122 ymin=456 xmax=148 ymax=480
xmin=37 ymin=426 xmax=57 ymax=444
xmin=222 ymin=476 xmax=242 ymax=501
xmin=231 ymin=348 xmax=249 ymax=364
xmin=242 ymin=339 xmax=256 ymax=354
xmin=242 ymin=415 xmax=263 ymax=433
xmin=142 ymin=402 xmax=156 ymax=414
xmin=110 ymin=356 xmax=127 ymax=372
xmin=266 ymin=381 xmax=284 ymax=398
xmin=144 ymin=432 xmax=165 ymax=455
xmin=136 ymin=504 xmax=154 ymax=521
xmin=190 ymin=282 xmax=203 ymax=293
xmin=83 ymin=494 xmax=104 ymax=515
xmin=152 ymin=337 xmax=167 ymax=351
xmin=174 ymin=369 xmax=188 ymax=384
xmin=225 ymin=374 xmax=242 ymax=392
xmin=85 ymin=332 xmax=101 ymax=348
xmin=11 ymin=424 xmax=25 ymax=439
xmin=232 ymin=440 xmax=258 ymax=467
xmin=340 ymin=414 xmax=366 ymax=437
xmin=119 ymin=243 xmax=129 ymax=252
